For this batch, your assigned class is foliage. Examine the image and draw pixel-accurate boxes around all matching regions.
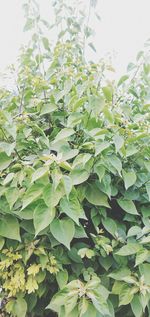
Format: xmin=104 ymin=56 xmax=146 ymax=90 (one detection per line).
xmin=0 ymin=0 xmax=150 ymax=316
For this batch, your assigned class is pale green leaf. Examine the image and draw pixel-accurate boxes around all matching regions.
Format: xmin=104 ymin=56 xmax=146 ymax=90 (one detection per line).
xmin=31 ymin=166 xmax=49 ymax=183
xmin=22 ymin=184 xmax=43 ymax=209
xmin=122 ymin=170 xmax=137 ymax=190
xmin=34 ymin=203 xmax=55 ymax=236
xmin=117 ymin=198 xmax=138 ymax=215
xmin=50 ymin=218 xmax=75 ymax=249
xmin=85 ymin=183 xmax=110 ymax=207
xmin=0 ymin=152 xmax=12 ymax=171
xmin=56 ymin=270 xmax=68 ymax=289
xmin=54 ymin=128 xmax=75 ymax=142
xmin=0 ymin=215 xmax=20 ymax=241
xmin=60 ymin=192 xmax=86 ymax=225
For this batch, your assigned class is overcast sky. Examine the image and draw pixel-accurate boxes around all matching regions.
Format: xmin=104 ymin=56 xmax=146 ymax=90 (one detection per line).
xmin=0 ymin=0 xmax=150 ymax=78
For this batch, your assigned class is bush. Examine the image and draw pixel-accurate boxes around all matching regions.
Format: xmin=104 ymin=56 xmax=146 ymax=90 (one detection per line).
xmin=0 ymin=1 xmax=150 ymax=316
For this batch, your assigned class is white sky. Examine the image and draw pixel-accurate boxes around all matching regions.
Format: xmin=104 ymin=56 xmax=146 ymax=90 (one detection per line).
xmin=0 ymin=0 xmax=150 ymax=78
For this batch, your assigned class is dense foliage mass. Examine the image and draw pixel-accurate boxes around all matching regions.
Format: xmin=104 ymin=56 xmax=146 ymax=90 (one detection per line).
xmin=0 ymin=0 xmax=150 ymax=316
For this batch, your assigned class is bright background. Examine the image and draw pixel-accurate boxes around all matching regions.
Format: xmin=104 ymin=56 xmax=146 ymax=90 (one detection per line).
xmin=0 ymin=0 xmax=150 ymax=77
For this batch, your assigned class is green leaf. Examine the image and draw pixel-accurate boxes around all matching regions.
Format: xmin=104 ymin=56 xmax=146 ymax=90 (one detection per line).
xmin=46 ymin=289 xmax=67 ymax=312
xmin=0 ymin=236 xmax=5 ymax=250
xmin=116 ymin=243 xmax=141 ymax=256
xmin=56 ymin=270 xmax=68 ymax=289
xmin=43 ymin=183 xmax=64 ymax=208
xmin=109 ymin=267 xmax=131 ymax=280
xmin=40 ymin=103 xmax=57 ymax=115
xmin=13 ymin=298 xmax=27 ymax=317
xmin=5 ymin=187 xmax=19 ymax=209
xmin=139 ymin=264 xmax=150 ymax=284
xmin=70 ymin=168 xmax=89 ymax=185
xmin=33 ymin=203 xmax=55 ymax=236
xmin=131 ymin=295 xmax=143 ymax=317
xmin=50 ymin=218 xmax=75 ymax=249
xmin=22 ymin=184 xmax=43 ymax=209
xmin=0 ymin=215 xmax=20 ymax=241
xmin=94 ymin=165 xmax=105 ymax=182
xmin=72 ymin=97 xmax=87 ymax=111
xmin=81 ymin=303 xmax=97 ymax=317
xmin=113 ymin=135 xmax=124 ymax=152
xmin=95 ymin=141 xmax=110 ymax=156
xmin=54 ymin=128 xmax=75 ymax=142
xmin=0 ymin=152 xmax=12 ymax=171
xmin=117 ymin=75 xmax=129 ymax=86
xmin=122 ymin=170 xmax=137 ymax=190
xmin=127 ymin=226 xmax=141 ymax=237
xmin=135 ymin=249 xmax=149 ymax=266
xmin=102 ymin=86 xmax=113 ymax=101
xmin=60 ymin=192 xmax=86 ymax=225
xmin=31 ymin=167 xmax=49 ymax=183
xmin=102 ymin=218 xmax=117 ymax=237
xmin=0 ymin=142 xmax=15 ymax=156
xmin=85 ymin=183 xmax=110 ymax=207
xmin=117 ymin=198 xmax=138 ymax=215
xmin=62 ymin=175 xmax=72 ymax=198
xmin=108 ymin=155 xmax=122 ymax=175
xmin=3 ymin=172 xmax=14 ymax=185
xmin=119 ymin=284 xmax=134 ymax=306
xmin=146 ymin=182 xmax=150 ymax=201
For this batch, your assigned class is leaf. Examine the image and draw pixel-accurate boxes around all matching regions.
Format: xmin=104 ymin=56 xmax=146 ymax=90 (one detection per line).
xmin=78 ymin=248 xmax=94 ymax=259
xmin=94 ymin=165 xmax=105 ymax=182
xmin=0 ymin=236 xmax=5 ymax=250
xmin=0 ymin=152 xmax=12 ymax=171
xmin=22 ymin=184 xmax=44 ymax=209
xmin=146 ymin=182 xmax=150 ymax=201
xmin=56 ymin=270 xmax=68 ymax=289
xmin=116 ymin=243 xmax=141 ymax=256
xmin=70 ymin=168 xmax=89 ymax=185
xmin=85 ymin=183 xmax=110 ymax=207
xmin=109 ymin=267 xmax=131 ymax=280
xmin=72 ymin=97 xmax=87 ymax=111
xmin=102 ymin=218 xmax=117 ymax=237
xmin=33 ymin=203 xmax=55 ymax=236
xmin=54 ymin=128 xmax=75 ymax=142
xmin=0 ymin=215 xmax=20 ymax=241
xmin=46 ymin=289 xmax=67 ymax=312
xmin=113 ymin=135 xmax=124 ymax=152
xmin=117 ymin=75 xmax=129 ymax=86
xmin=62 ymin=175 xmax=72 ymax=198
xmin=108 ymin=155 xmax=122 ymax=175
xmin=127 ymin=226 xmax=141 ymax=237
xmin=0 ymin=142 xmax=15 ymax=156
xmin=40 ymin=103 xmax=57 ymax=115
xmin=13 ymin=298 xmax=27 ymax=317
xmin=135 ymin=249 xmax=149 ymax=266
xmin=95 ymin=141 xmax=110 ymax=156
xmin=139 ymin=264 xmax=150 ymax=284
xmin=119 ymin=284 xmax=134 ymax=306
xmin=131 ymin=295 xmax=143 ymax=317
xmin=117 ymin=198 xmax=138 ymax=215
xmin=3 ymin=172 xmax=14 ymax=185
xmin=43 ymin=183 xmax=64 ymax=207
xmin=102 ymin=86 xmax=113 ymax=101
xmin=60 ymin=192 xmax=86 ymax=225
xmin=81 ymin=303 xmax=97 ymax=317
xmin=144 ymin=161 xmax=150 ymax=172
xmin=50 ymin=218 xmax=75 ymax=249
xmin=5 ymin=187 xmax=19 ymax=209
xmin=31 ymin=167 xmax=49 ymax=183
xmin=122 ymin=170 xmax=137 ymax=190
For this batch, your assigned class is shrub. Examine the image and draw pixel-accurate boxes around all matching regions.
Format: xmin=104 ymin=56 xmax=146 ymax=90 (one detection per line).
xmin=0 ymin=1 xmax=150 ymax=316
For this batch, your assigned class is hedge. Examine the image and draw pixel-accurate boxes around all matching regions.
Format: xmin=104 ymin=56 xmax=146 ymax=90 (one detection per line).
xmin=0 ymin=1 xmax=150 ymax=316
